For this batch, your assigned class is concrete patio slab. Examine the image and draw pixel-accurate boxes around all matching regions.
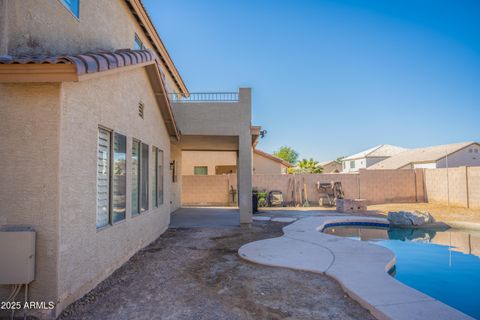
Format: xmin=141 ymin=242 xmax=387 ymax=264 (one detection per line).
xmin=271 ymin=217 xmax=297 ymax=223
xmin=239 ymin=236 xmax=333 ymax=273
xmin=373 ymin=300 xmax=473 ymax=320
xmin=170 ymin=207 xmax=239 ymax=228
xmin=252 ymin=216 xmax=271 ymax=221
xmin=238 ymin=216 xmax=473 ymax=320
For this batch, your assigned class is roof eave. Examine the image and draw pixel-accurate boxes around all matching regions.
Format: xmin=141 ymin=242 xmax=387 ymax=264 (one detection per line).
xmin=126 ymin=0 xmax=189 ymax=97
xmin=0 ymin=61 xmax=180 ymax=140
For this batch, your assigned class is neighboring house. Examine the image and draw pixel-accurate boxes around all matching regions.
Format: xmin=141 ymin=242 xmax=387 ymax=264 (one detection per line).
xmin=253 ymin=149 xmax=292 ymax=174
xmin=369 ymin=141 xmax=480 ymax=170
xmin=181 ymin=149 xmax=292 ymax=175
xmin=0 ymin=1 xmax=255 ymax=318
xmin=342 ymin=144 xmax=407 ymax=173
xmin=318 ymin=160 xmax=342 ymax=173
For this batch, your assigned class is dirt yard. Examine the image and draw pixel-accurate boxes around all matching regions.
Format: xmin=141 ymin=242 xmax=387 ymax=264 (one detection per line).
xmin=368 ymin=203 xmax=480 ymax=225
xmin=59 ymin=221 xmax=374 ymax=320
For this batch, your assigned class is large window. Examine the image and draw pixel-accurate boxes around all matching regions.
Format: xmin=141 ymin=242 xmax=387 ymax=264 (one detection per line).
xmin=112 ymin=133 xmax=126 ymax=223
xmin=96 ymin=128 xmax=127 ymax=229
xmin=131 ymin=140 xmax=140 ymax=216
xmin=60 ymin=0 xmax=80 ymax=18
xmin=350 ymin=161 xmax=355 ymax=169
xmin=194 ymin=166 xmax=208 ymax=176
xmin=152 ymin=147 xmax=164 ymax=207
xmin=141 ymin=143 xmax=149 ymax=212
xmin=132 ymin=139 xmax=149 ymax=215
xmin=97 ymin=128 xmax=110 ymax=228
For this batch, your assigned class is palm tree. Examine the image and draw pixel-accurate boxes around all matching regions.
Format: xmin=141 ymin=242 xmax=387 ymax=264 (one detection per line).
xmin=295 ymin=158 xmax=323 ymax=174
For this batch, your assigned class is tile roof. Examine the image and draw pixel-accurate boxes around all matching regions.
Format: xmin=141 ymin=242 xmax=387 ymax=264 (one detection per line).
xmin=253 ymin=149 xmax=293 ymax=167
xmin=368 ymin=141 xmax=479 ymax=169
xmin=0 ymin=48 xmax=179 ymax=140
xmin=318 ymin=160 xmax=338 ymax=166
xmin=0 ymin=49 xmax=154 ymax=76
xmin=343 ymin=144 xmax=407 ymax=160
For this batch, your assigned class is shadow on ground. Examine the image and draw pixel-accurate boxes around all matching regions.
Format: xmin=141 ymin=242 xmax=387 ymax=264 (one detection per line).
xmin=59 ymin=221 xmax=374 ymax=320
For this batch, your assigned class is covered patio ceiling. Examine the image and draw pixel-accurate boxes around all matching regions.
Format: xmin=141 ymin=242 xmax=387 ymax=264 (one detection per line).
xmin=174 ymin=135 xmax=239 ymax=151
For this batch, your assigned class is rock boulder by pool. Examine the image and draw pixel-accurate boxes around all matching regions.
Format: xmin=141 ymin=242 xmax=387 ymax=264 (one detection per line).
xmin=388 ymin=210 xmax=434 ymax=226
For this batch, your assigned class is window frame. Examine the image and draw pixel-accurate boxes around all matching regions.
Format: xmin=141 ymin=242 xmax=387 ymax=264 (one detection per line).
xmin=134 ymin=33 xmax=144 ymax=50
xmin=131 ymin=138 xmax=150 ymax=216
xmin=96 ymin=127 xmax=112 ymax=229
xmin=96 ymin=127 xmax=127 ymax=230
xmin=131 ymin=139 xmax=141 ymax=216
xmin=350 ymin=160 xmax=355 ymax=169
xmin=194 ymin=166 xmax=208 ymax=176
xmin=112 ymin=132 xmax=127 ymax=224
xmin=140 ymin=143 xmax=149 ymax=213
xmin=152 ymin=146 xmax=164 ymax=207
xmin=59 ymin=0 xmax=80 ymax=19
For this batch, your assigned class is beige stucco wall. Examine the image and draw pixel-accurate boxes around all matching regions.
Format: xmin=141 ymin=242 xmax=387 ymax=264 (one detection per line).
xmin=182 ymin=175 xmax=235 ymax=206
xmin=0 ymin=67 xmax=179 ymax=319
xmin=253 ymin=152 xmax=286 ymax=174
xmin=436 ymin=144 xmax=480 ymax=168
xmin=170 ymin=143 xmax=182 ymax=211
xmin=182 ymin=151 xmax=237 ymax=175
xmin=173 ymin=88 xmax=253 ymax=223
xmin=343 ymin=157 xmax=388 ymax=173
xmin=0 ymin=83 xmax=61 ymax=319
xmin=55 ymin=67 xmax=173 ymax=315
xmin=181 ymin=150 xmax=287 ymax=175
xmin=173 ymin=89 xmax=251 ymax=137
xmin=3 ymin=0 xmax=177 ymax=92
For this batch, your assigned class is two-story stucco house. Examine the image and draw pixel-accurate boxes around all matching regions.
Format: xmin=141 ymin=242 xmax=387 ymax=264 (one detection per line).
xmin=368 ymin=141 xmax=480 ymax=170
xmin=341 ymin=144 xmax=407 ymax=173
xmin=0 ymin=1 xmax=255 ymax=318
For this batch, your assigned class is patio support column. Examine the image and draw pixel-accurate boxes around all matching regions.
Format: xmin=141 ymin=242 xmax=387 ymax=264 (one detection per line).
xmin=238 ymin=132 xmax=253 ymax=224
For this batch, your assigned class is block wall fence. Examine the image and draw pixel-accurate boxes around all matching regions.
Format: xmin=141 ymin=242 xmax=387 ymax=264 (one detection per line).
xmin=182 ymin=169 xmax=426 ymax=207
xmin=182 ymin=166 xmax=480 ymax=209
xmin=424 ymin=166 xmax=480 ymax=209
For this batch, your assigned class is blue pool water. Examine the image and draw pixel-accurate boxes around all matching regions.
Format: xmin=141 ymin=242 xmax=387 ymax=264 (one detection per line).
xmin=323 ymin=225 xmax=480 ymax=319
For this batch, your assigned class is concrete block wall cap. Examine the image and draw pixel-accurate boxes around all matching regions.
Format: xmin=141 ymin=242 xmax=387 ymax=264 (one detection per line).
xmin=238 ymin=216 xmax=473 ymax=320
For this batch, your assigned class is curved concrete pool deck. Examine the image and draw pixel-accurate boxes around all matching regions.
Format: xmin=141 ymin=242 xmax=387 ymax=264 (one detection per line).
xmin=239 ymin=216 xmax=473 ymax=320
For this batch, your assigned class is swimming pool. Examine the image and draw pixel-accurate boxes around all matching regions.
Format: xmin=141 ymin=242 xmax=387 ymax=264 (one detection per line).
xmin=323 ymin=224 xmax=480 ymax=319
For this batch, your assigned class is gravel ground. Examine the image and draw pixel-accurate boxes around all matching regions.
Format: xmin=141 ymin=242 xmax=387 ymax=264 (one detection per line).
xmin=59 ymin=221 xmax=375 ymax=320
xmin=368 ymin=203 xmax=480 ymax=225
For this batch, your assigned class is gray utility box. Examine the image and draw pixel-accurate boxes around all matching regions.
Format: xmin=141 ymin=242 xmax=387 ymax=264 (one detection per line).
xmin=0 ymin=226 xmax=36 ymax=284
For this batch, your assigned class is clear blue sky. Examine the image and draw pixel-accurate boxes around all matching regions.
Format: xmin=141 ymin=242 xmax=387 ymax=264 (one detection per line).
xmin=143 ymin=0 xmax=480 ymax=162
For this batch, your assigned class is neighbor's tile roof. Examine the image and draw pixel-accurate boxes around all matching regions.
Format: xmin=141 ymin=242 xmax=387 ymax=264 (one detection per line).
xmin=368 ymin=141 xmax=478 ymax=169
xmin=0 ymin=49 xmax=154 ymax=75
xmin=318 ymin=160 xmax=337 ymax=166
xmin=253 ymin=149 xmax=293 ymax=167
xmin=343 ymin=144 xmax=407 ymax=160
